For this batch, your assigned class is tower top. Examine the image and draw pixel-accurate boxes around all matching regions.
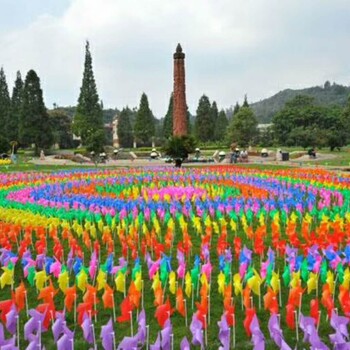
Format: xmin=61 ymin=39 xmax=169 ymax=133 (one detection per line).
xmin=174 ymin=43 xmax=185 ymax=59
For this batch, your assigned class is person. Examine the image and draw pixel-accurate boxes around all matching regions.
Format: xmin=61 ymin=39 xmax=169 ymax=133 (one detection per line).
xmin=40 ymin=150 xmax=45 ymax=160
xmin=261 ymin=148 xmax=268 ymax=157
xmin=308 ymin=148 xmax=316 ymax=159
xmin=150 ymin=148 xmax=159 ymax=160
xmin=113 ymin=149 xmax=119 ymax=160
xmin=194 ymin=148 xmax=201 ymax=160
xmin=231 ymin=147 xmax=240 ymax=164
xmin=241 ymin=149 xmax=248 ymax=163
xmin=218 ymin=151 xmax=226 ymax=162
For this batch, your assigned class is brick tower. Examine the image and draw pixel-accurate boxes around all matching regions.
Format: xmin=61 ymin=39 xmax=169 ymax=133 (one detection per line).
xmin=173 ymin=43 xmax=187 ymax=136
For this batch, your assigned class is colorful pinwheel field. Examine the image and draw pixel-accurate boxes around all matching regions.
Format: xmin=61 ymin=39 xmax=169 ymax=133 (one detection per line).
xmin=0 ymin=165 xmax=350 ymax=349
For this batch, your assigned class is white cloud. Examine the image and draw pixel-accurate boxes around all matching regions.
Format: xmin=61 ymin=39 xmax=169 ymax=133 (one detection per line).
xmin=0 ymin=0 xmax=349 ymax=116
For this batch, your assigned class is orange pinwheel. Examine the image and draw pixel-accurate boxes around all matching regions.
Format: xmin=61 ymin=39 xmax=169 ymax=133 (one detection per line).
xmin=64 ymin=285 xmax=77 ymax=312
xmin=128 ymin=281 xmax=141 ymax=308
xmin=154 ymin=285 xmax=163 ymax=307
xmin=263 ymin=287 xmax=279 ymax=314
xmin=176 ymin=287 xmax=185 ymax=317
xmin=288 ymin=285 xmax=304 ymax=308
xmin=102 ymin=284 xmax=114 ymax=309
xmin=223 ymin=285 xmax=232 ymax=309
xmin=38 ymin=280 xmax=57 ymax=304
xmin=243 ymin=285 xmax=251 ymax=309
xmin=14 ymin=281 xmax=26 ymax=311
xmin=83 ymin=284 xmax=99 ymax=305
xmin=321 ymin=283 xmax=334 ymax=318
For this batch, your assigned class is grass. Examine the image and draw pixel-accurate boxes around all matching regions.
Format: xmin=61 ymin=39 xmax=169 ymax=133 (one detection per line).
xmin=0 ymin=165 xmax=341 ymax=349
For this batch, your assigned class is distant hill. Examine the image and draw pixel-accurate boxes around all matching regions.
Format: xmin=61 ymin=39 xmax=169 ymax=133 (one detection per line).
xmin=248 ymin=82 xmax=350 ymax=123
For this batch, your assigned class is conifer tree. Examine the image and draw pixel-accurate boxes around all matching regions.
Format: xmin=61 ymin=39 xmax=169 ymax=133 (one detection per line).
xmin=134 ymin=93 xmax=155 ymax=145
xmin=243 ymin=94 xmax=249 ymax=107
xmin=195 ymin=95 xmax=213 ymax=142
xmin=117 ymin=107 xmax=133 ymax=148
xmin=73 ymin=41 xmax=104 ymax=150
xmin=233 ymin=102 xmax=240 ymax=116
xmin=19 ymin=70 xmax=53 ymax=154
xmin=8 ymin=71 xmax=23 ymax=142
xmin=214 ymin=110 xmax=228 ymax=141
xmin=210 ymin=101 xmax=218 ymax=140
xmin=0 ymin=67 xmax=10 ymax=141
xmin=163 ymin=93 xmax=173 ymax=139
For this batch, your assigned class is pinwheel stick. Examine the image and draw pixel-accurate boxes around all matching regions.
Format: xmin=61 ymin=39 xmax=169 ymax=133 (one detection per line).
xmin=24 ymin=290 xmax=29 ymax=317
xmin=294 ymin=310 xmax=299 ymax=342
xmin=16 ymin=315 xmax=19 ymax=348
xmin=146 ymin=324 xmax=149 ymax=350
xmin=184 ymin=299 xmax=188 ymax=327
xmin=129 ymin=311 xmax=133 ymax=336
xmin=141 ymin=280 xmax=144 ymax=309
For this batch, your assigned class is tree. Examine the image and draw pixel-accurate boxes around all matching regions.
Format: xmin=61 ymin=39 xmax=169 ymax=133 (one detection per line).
xmin=243 ymin=94 xmax=249 ymax=107
xmin=272 ymin=95 xmax=315 ymax=145
xmin=0 ymin=68 xmax=10 ymax=143
xmin=226 ymin=106 xmax=258 ymax=147
xmin=72 ymin=41 xmax=105 ymax=150
xmin=233 ymin=102 xmax=240 ymax=116
xmin=19 ymin=70 xmax=53 ymax=154
xmin=134 ymin=93 xmax=155 ymax=145
xmin=214 ymin=110 xmax=228 ymax=141
xmin=210 ymin=101 xmax=219 ymax=139
xmin=9 ymin=71 xmax=23 ymax=143
xmin=195 ymin=95 xmax=213 ymax=142
xmin=163 ymin=93 xmax=173 ymax=139
xmin=49 ymin=109 xmax=74 ymax=149
xmin=272 ymin=94 xmax=348 ymax=149
xmin=0 ymin=136 xmax=10 ymax=153
xmin=163 ymin=135 xmax=196 ymax=166
xmin=117 ymin=107 xmax=133 ymax=148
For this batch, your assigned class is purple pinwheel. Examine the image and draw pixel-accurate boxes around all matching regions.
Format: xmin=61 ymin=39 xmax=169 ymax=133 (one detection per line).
xmin=26 ymin=333 xmax=41 ymax=350
xmin=52 ymin=312 xmax=65 ymax=342
xmin=136 ymin=309 xmax=146 ymax=345
xmin=190 ymin=313 xmax=204 ymax=347
xmin=57 ymin=325 xmax=74 ymax=350
xmin=81 ymin=313 xmax=94 ymax=344
xmin=100 ymin=318 xmax=114 ymax=350
xmin=36 ymin=254 xmax=46 ymax=270
xmin=5 ymin=304 xmax=18 ymax=334
xmin=0 ymin=323 xmax=17 ymax=349
xmin=330 ymin=310 xmax=349 ymax=338
xmin=299 ymin=314 xmax=329 ymax=350
xmin=161 ymin=319 xmax=172 ymax=350
xmin=268 ymin=314 xmax=292 ymax=350
xmin=218 ymin=313 xmax=230 ymax=350
xmin=150 ymin=332 xmax=161 ymax=350
xmin=249 ymin=314 xmax=265 ymax=350
xmin=117 ymin=335 xmax=139 ymax=350
xmin=24 ymin=309 xmax=46 ymax=340
xmin=66 ymin=249 xmax=74 ymax=271
xmin=180 ymin=336 xmax=190 ymax=350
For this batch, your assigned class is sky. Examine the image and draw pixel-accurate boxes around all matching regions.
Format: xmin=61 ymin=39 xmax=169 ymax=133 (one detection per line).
xmin=0 ymin=0 xmax=350 ymax=118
